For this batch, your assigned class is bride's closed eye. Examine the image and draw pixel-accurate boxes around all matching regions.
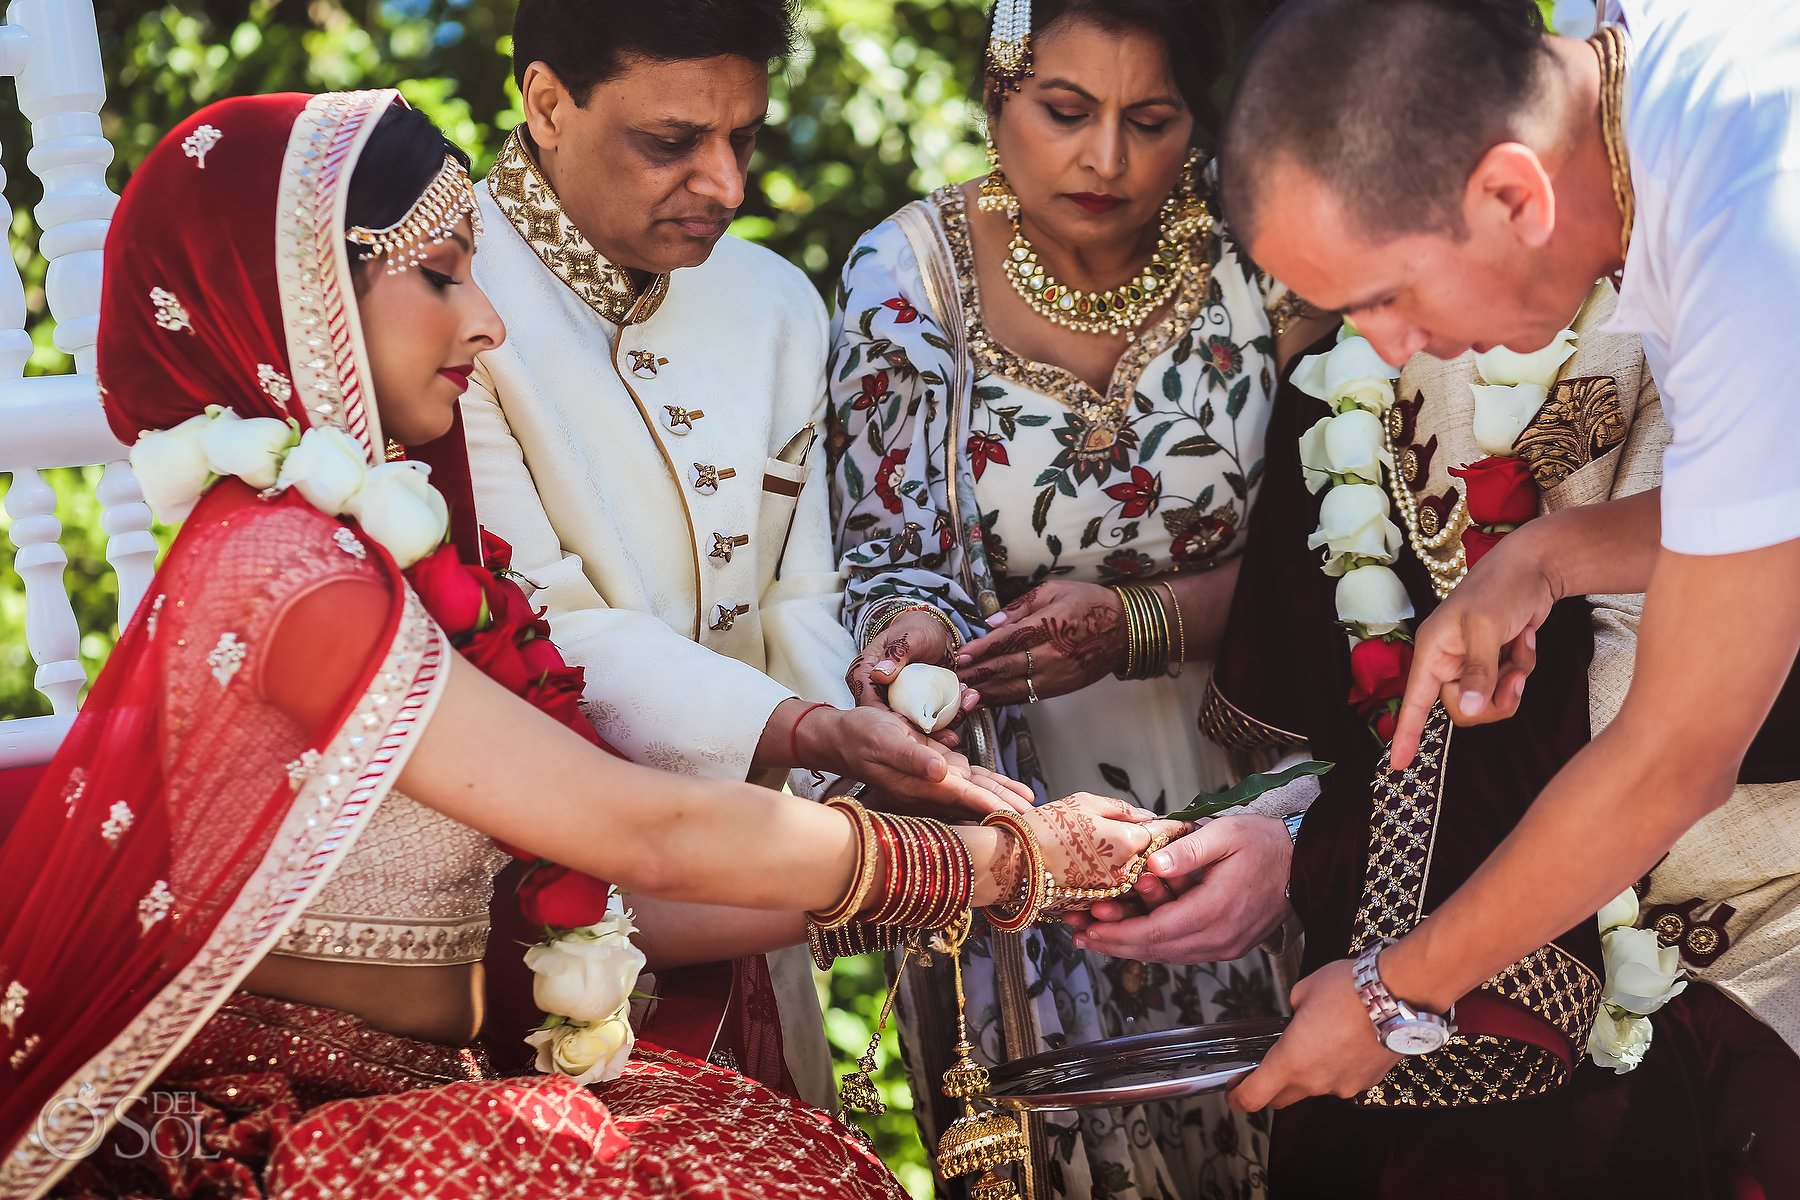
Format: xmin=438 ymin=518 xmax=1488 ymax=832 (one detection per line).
xmin=420 ymin=266 xmax=463 ymax=291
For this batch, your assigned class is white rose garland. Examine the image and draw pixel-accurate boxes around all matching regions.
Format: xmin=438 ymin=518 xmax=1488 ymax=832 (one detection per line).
xmin=130 ymin=405 xmax=450 ymax=568
xmin=1588 ymin=887 xmax=1687 ymax=1074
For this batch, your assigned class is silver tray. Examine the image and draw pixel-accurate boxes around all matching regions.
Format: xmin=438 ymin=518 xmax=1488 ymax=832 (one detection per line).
xmin=984 ymin=1018 xmax=1286 ymax=1112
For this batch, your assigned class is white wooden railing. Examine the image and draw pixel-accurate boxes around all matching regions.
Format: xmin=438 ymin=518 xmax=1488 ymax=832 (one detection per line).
xmin=0 ymin=0 xmax=140 ymax=770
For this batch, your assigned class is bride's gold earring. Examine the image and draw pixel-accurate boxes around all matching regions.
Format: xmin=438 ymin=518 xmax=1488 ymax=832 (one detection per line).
xmin=385 ymin=438 xmax=406 ymax=462
xmin=978 ymin=136 xmax=1020 ymax=218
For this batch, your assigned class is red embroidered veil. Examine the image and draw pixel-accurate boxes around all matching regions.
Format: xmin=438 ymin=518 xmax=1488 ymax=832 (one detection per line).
xmin=0 ymin=92 xmax=901 ymax=1200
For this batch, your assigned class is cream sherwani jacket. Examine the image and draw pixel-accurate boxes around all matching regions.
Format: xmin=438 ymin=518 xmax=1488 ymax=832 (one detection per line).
xmin=463 ymin=131 xmax=856 ymax=1107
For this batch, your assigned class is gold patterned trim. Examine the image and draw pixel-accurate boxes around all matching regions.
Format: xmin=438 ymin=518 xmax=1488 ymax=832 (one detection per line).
xmin=1199 ymin=678 xmax=1307 ymax=753
xmin=272 ymin=912 xmax=491 ymax=966
xmin=1350 ymin=705 xmax=1604 ymax=1108
xmin=932 ymin=184 xmax=1215 ymax=451
xmin=487 ymin=129 xmax=669 ymax=327
xmin=1513 ymin=375 xmax=1628 ymax=491
xmin=2 ymin=596 xmax=447 ymax=1195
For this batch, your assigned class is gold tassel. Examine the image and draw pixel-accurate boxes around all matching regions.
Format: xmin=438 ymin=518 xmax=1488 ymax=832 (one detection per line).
xmin=934 ymin=912 xmax=1028 ymax=1196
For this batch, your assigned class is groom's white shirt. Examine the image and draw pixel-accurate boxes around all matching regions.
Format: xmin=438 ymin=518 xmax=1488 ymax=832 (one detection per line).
xmin=463 ymin=130 xmax=854 ymax=1107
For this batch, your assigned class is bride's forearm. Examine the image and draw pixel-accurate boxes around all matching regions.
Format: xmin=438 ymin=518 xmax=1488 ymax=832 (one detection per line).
xmin=403 ymin=655 xmax=1021 ymax=913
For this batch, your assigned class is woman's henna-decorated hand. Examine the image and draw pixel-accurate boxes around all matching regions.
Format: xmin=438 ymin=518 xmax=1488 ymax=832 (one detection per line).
xmin=845 ymin=609 xmax=979 ymax=746
xmin=1022 ymin=792 xmax=1190 ymax=893
xmin=957 ymin=581 xmax=1126 ymax=705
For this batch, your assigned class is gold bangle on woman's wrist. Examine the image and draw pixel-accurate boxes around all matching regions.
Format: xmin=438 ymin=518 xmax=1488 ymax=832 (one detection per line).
xmin=1111 ymin=583 xmax=1174 ymax=680
xmin=863 ymin=601 xmax=964 ymax=663
xmin=808 ymin=797 xmax=881 ymax=929
xmin=980 ymin=810 xmax=1051 ymax=932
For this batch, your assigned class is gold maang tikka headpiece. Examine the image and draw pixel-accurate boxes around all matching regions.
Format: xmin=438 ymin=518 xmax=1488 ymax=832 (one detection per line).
xmin=346 ymin=155 xmax=484 ymax=275
xmin=987 ymin=0 xmax=1033 ymax=92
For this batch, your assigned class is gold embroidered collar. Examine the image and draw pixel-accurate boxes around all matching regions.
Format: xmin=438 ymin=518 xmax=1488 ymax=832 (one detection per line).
xmin=487 ymin=129 xmax=669 ymax=326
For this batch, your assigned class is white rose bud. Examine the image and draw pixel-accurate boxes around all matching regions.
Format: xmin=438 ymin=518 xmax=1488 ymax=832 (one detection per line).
xmin=1307 ymin=483 xmax=1403 ymax=575
xmin=1473 ymin=328 xmax=1578 ymax=389
xmin=1335 ymin=564 xmax=1415 ymax=636
xmin=525 ymin=927 xmax=648 ymax=1024
xmin=1298 ymin=409 xmax=1393 ymax=495
xmin=1601 ymin=925 xmax=1688 ymax=1015
xmin=129 ymin=412 xmax=216 ymax=523
xmin=276 ymin=425 xmax=369 ymax=516
xmin=1292 ymin=336 xmax=1402 ymax=416
xmin=200 ymin=407 xmax=298 ymax=490
xmin=346 ymin=461 xmax=449 ymax=569
xmin=887 ymin=663 xmax=963 ymax=734
xmin=525 ymin=1009 xmax=635 ymax=1086
xmin=1597 ymin=888 xmax=1640 ymax=934
xmin=1470 ymin=382 xmax=1550 ymax=458
xmin=1587 ymin=1008 xmax=1653 ymax=1074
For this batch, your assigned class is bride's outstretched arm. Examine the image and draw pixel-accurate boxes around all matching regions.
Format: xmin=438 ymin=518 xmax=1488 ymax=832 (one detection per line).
xmin=397 ymin=653 xmax=1165 ymax=913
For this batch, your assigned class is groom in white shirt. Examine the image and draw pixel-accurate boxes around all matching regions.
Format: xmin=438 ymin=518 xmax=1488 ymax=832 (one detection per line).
xmin=1198 ymin=0 xmax=1800 ymax=1147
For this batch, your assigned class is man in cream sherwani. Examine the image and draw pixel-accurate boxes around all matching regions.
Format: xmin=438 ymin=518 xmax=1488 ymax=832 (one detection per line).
xmin=462 ymin=0 xmax=1007 ymax=1108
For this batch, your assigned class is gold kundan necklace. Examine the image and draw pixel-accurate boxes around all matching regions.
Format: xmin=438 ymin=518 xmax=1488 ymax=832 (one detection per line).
xmin=1003 ymin=155 xmax=1214 ymax=338
xmin=1591 ymin=24 xmax=1635 ymax=267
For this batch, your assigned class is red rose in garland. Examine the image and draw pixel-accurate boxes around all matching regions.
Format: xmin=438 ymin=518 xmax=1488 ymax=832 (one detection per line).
xmin=1461 ymin=527 xmax=1506 ymax=568
xmin=1347 ymin=636 xmax=1414 ymax=713
xmin=518 ymin=864 xmax=615 ymax=932
xmin=408 ymin=545 xmax=488 ymax=640
xmin=1451 ymin=456 xmax=1538 ymax=526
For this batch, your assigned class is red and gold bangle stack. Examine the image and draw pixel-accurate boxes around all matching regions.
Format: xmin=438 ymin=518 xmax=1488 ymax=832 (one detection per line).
xmin=979 ymin=810 xmax=1051 ymax=932
xmin=805 ymin=797 xmax=976 ymax=936
xmin=867 ymin=812 xmax=975 ymax=931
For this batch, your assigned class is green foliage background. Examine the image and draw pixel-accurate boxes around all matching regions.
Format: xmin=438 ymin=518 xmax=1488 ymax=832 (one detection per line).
xmin=0 ymin=2 xmax=1290 ymax=1192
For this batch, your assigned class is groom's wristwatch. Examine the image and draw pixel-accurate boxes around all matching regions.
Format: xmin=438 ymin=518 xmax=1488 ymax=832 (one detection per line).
xmin=1352 ymin=939 xmax=1455 ymax=1055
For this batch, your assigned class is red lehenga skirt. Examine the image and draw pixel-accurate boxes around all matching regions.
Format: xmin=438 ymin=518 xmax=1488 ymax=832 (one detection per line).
xmin=54 ymin=994 xmax=904 ymax=1200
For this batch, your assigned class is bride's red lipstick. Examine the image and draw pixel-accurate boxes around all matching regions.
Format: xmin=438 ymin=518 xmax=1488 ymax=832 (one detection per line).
xmin=1067 ymin=193 xmax=1125 ymax=215
xmin=438 ymin=364 xmax=474 ymax=392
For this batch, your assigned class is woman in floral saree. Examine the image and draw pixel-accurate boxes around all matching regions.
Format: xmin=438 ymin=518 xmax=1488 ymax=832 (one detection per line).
xmin=0 ymin=91 xmax=1170 ymax=1200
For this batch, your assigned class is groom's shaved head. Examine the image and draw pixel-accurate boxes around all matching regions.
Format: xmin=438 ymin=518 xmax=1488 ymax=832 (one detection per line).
xmin=1221 ymin=0 xmax=1554 ymax=246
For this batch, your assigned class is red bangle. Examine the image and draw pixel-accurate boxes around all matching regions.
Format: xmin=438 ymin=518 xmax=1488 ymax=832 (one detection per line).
xmin=789 ymin=701 xmax=833 ymax=768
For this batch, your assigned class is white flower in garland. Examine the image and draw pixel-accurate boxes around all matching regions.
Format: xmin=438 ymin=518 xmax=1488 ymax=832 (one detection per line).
xmin=1308 ymin=483 xmax=1404 ymax=576
xmin=1469 ymin=330 xmax=1578 ymax=457
xmin=1588 ymin=886 xmax=1687 ymax=1073
xmin=129 ymin=406 xmax=449 ymax=568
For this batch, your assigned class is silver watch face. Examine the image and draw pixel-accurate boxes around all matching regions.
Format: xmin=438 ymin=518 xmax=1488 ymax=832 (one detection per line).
xmin=1382 ymin=1018 xmax=1451 ymax=1055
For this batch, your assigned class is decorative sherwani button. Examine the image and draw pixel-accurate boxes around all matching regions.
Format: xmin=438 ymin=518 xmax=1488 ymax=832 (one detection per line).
xmin=628 ymin=349 xmax=669 ymax=379
xmin=709 ymin=531 xmax=750 ymax=565
xmin=689 ymin=463 xmax=737 ymax=495
xmin=710 ymin=602 xmax=751 ymax=632
xmin=663 ymin=405 xmax=705 ymax=434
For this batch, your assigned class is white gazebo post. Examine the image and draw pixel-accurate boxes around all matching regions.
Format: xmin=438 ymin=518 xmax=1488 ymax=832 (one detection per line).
xmin=0 ymin=0 xmax=128 ymax=768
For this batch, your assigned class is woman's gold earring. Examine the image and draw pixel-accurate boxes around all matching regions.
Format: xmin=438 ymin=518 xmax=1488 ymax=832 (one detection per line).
xmin=977 ymin=137 xmax=1020 ymax=218
xmin=385 ymin=438 xmax=406 ymax=462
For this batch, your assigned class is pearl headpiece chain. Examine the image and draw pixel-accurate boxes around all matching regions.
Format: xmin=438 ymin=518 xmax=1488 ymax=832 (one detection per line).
xmin=987 ymin=0 xmax=1033 ymax=91
xmin=346 ymin=155 xmax=484 ymax=275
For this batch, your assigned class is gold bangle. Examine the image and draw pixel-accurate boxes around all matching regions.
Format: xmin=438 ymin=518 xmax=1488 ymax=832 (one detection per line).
xmin=808 ymin=920 xmax=906 ymax=970
xmin=865 ymin=602 xmax=964 ymax=661
xmin=808 ymin=797 xmax=880 ymax=929
xmin=980 ymin=810 xmax=1050 ymax=933
xmin=1157 ymin=580 xmax=1185 ymax=678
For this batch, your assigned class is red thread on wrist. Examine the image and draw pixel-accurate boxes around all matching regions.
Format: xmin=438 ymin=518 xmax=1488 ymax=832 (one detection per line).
xmin=790 ymin=701 xmax=834 ymax=769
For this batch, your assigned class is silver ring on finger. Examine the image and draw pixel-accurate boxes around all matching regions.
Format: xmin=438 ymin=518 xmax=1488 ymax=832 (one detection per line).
xmin=1025 ymin=648 xmax=1040 ymax=704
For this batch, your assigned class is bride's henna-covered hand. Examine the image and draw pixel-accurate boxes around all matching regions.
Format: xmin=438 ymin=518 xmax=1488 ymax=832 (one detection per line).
xmin=1020 ymin=792 xmax=1191 ymax=892
xmin=957 ymin=581 xmax=1125 ymax=705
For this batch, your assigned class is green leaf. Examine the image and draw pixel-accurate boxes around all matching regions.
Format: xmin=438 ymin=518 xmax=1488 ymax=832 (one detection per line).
xmin=1161 ymin=364 xmax=1184 ymax=403
xmin=1016 ymin=413 xmax=1051 ymax=427
xmin=1034 ymin=467 xmax=1063 ymax=487
xmin=837 ymin=343 xmax=862 ymax=382
xmin=1079 ymin=515 xmax=1103 ymax=549
xmin=1169 ymin=436 xmax=1223 ymax=457
xmin=1227 ymin=376 xmax=1251 ymax=419
xmin=1099 ymin=762 xmax=1133 ymax=792
xmin=844 ymin=512 xmax=880 ymax=533
xmin=1032 ymin=485 xmax=1056 ymax=535
xmin=1199 ymin=400 xmax=1215 ymax=427
xmin=1225 ymin=470 xmax=1248 ymax=498
xmin=842 ymin=454 xmax=864 ymax=500
xmin=975 ymin=385 xmax=1010 ymax=402
xmin=1138 ymin=419 xmax=1175 ymax=461
xmin=1166 ymin=761 xmax=1334 ymax=822
xmin=922 ymin=330 xmax=953 ymax=352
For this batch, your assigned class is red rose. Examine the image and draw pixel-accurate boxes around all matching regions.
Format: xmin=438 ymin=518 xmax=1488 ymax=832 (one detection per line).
xmin=1461 ymin=526 xmax=1505 ymax=568
xmin=481 ymin=571 xmax=538 ymax=644
xmin=518 ymin=864 xmax=612 ymax=930
xmin=460 ymin=624 xmax=534 ymax=693
xmin=1449 ymin=456 xmax=1537 ymax=526
xmin=1347 ymin=636 xmax=1415 ymax=711
xmin=407 ymin=545 xmax=488 ymax=640
xmin=523 ymin=663 xmax=588 ymax=730
xmin=519 ymin=633 xmax=567 ymax=683
xmin=480 ymin=528 xmax=514 ymax=574
xmin=1373 ymin=707 xmax=1399 ymax=742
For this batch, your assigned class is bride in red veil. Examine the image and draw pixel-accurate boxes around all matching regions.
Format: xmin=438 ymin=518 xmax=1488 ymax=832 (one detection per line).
xmin=0 ymin=91 xmax=1175 ymax=1199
